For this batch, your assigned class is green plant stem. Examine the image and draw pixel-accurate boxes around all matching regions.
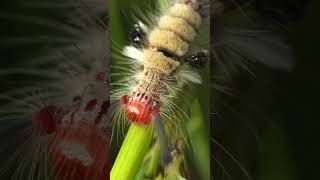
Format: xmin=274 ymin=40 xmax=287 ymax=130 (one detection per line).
xmin=111 ymin=124 xmax=153 ymax=180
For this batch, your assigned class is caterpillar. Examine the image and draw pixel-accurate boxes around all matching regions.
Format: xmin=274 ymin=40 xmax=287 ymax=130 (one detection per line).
xmin=110 ymin=0 xmax=210 ymax=179
xmin=0 ymin=0 xmax=110 ymax=179
xmin=111 ymin=0 xmax=209 ymax=133
xmin=122 ymin=1 xmax=207 ymax=124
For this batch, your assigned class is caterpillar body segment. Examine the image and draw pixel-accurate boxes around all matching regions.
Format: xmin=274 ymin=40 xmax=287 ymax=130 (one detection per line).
xmin=168 ymin=3 xmax=202 ymax=29
xmin=116 ymin=0 xmax=208 ymax=126
xmin=149 ymin=28 xmax=189 ymax=56
xmin=142 ymin=49 xmax=180 ymax=75
xmin=158 ymin=15 xmax=197 ymax=42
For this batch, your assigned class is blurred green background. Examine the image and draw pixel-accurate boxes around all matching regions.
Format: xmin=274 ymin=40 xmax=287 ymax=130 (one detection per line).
xmin=212 ymin=1 xmax=320 ymax=180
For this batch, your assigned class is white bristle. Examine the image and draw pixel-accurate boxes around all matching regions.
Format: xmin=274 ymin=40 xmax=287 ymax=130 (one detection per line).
xmin=122 ymin=46 xmax=144 ymax=61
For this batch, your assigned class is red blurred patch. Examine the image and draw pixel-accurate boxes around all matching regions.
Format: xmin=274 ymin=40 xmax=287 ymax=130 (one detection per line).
xmin=120 ymin=95 xmax=128 ymax=104
xmin=50 ymin=123 xmax=109 ymax=180
xmin=32 ymin=105 xmax=63 ymax=134
xmin=85 ymin=99 xmax=97 ymax=111
xmin=95 ymin=72 xmax=105 ymax=81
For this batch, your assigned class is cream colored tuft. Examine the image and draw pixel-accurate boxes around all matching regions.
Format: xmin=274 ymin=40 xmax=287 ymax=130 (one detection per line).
xmin=148 ymin=28 xmax=188 ymax=56
xmin=169 ymin=3 xmax=201 ymax=29
xmin=142 ymin=49 xmax=180 ymax=75
xmin=158 ymin=15 xmax=196 ymax=42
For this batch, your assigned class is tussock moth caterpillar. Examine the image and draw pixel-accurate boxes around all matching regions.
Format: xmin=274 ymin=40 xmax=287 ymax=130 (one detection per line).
xmin=111 ymin=0 xmax=209 ymax=129
xmin=110 ymin=0 xmax=210 ymax=179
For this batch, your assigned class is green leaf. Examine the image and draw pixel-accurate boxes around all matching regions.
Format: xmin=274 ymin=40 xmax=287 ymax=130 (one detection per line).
xmin=189 ymin=99 xmax=210 ymax=180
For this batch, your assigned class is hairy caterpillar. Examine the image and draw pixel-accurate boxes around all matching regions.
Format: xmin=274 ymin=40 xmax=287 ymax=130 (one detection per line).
xmin=0 ymin=0 xmax=110 ymax=179
xmin=122 ymin=5 xmax=205 ymax=123
xmin=111 ymin=0 xmax=209 ymax=134
xmin=110 ymin=0 xmax=210 ymax=179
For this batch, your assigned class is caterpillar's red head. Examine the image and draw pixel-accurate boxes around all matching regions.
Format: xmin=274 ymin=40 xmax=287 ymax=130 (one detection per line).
xmin=122 ymin=93 xmax=159 ymax=125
